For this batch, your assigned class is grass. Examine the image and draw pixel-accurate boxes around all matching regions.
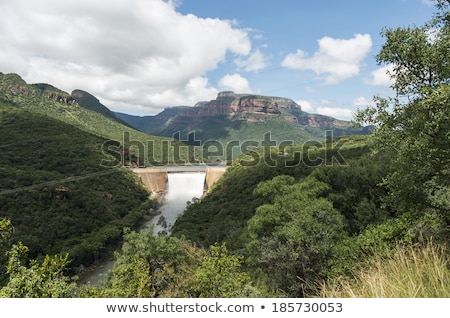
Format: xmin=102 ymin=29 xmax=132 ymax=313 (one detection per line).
xmin=315 ymin=241 xmax=450 ymax=298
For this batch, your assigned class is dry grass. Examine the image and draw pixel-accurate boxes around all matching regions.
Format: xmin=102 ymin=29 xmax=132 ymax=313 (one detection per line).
xmin=316 ymin=241 xmax=450 ymax=298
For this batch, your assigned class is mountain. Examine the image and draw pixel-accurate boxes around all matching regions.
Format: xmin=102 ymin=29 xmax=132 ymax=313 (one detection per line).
xmin=0 ymin=72 xmax=196 ymax=166
xmin=116 ymin=91 xmax=370 ymax=158
xmin=115 ymin=106 xmax=191 ymax=134
xmin=0 ymin=72 xmax=155 ymax=142
xmin=71 ymin=89 xmax=132 ymax=128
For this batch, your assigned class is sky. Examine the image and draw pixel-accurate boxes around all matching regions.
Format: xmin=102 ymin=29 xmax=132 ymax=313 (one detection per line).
xmin=0 ymin=0 xmax=438 ymax=120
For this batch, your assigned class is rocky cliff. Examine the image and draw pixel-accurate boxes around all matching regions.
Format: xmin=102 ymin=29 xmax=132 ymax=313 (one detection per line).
xmin=177 ymin=91 xmax=349 ymax=128
xmin=185 ymin=91 xmax=301 ymax=118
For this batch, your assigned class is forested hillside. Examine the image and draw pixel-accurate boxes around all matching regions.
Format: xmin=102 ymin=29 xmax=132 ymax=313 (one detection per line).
xmin=0 ymin=102 xmax=155 ymax=286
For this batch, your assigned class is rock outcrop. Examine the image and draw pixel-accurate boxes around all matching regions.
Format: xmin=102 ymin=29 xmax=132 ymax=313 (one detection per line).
xmin=184 ymin=91 xmax=301 ymax=118
xmin=170 ymin=91 xmax=350 ymax=128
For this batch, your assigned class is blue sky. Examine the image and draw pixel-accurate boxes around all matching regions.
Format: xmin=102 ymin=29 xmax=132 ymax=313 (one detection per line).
xmin=0 ymin=0 xmax=437 ymax=120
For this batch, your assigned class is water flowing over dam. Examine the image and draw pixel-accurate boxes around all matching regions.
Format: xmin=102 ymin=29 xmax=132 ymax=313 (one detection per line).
xmin=132 ymin=166 xmax=227 ymax=196
xmin=151 ymin=172 xmax=206 ymax=234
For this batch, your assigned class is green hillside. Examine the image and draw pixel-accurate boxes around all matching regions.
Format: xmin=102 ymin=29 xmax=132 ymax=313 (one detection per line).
xmin=0 ymin=73 xmax=197 ymax=165
xmin=71 ymin=89 xmax=132 ymax=128
xmin=171 ymin=135 xmax=377 ymax=248
xmin=1 ymin=2 xmax=449 ymax=299
xmin=0 ymin=101 xmax=156 ymax=283
xmin=171 ymin=134 xmax=449 ymax=296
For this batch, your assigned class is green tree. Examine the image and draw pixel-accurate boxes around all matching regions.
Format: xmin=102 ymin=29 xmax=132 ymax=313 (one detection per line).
xmin=191 ymin=243 xmax=255 ymax=298
xmin=0 ymin=243 xmax=76 ymax=297
xmin=0 ymin=217 xmax=13 ymax=242
xmin=80 ymin=229 xmax=206 ymax=298
xmin=355 ymin=1 xmax=450 ymax=220
xmin=0 ymin=217 xmax=13 ymax=286
xmin=247 ymin=176 xmax=346 ymax=296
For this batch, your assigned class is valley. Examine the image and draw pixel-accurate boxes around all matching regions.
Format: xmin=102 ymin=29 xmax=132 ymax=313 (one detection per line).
xmin=1 ymin=24 xmax=449 ymax=297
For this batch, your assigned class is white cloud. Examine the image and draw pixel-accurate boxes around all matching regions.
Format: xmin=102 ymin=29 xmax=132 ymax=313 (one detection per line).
xmin=295 ymin=99 xmax=354 ymax=121
xmin=235 ymin=49 xmax=270 ymax=72
xmin=421 ymin=0 xmax=435 ymax=6
xmin=218 ymin=73 xmax=252 ymax=93
xmin=317 ymin=107 xmax=354 ymax=121
xmin=366 ymin=64 xmax=395 ymax=86
xmin=352 ymin=96 xmax=375 ymax=107
xmin=295 ymin=99 xmax=315 ymax=113
xmin=0 ymin=0 xmax=252 ymax=114
xmin=282 ymin=34 xmax=372 ymax=84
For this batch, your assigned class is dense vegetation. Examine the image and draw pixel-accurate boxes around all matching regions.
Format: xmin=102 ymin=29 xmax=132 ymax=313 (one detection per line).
xmin=0 ymin=102 xmax=155 ymax=286
xmin=1 ymin=1 xmax=449 ymax=298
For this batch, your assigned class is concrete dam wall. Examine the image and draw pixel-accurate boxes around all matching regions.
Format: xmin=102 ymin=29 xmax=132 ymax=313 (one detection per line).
xmin=132 ymin=166 xmax=227 ymax=196
xmin=132 ymin=168 xmax=168 ymax=196
xmin=205 ymin=166 xmax=227 ymax=190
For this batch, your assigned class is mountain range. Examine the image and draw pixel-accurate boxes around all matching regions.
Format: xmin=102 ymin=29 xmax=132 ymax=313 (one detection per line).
xmin=0 ymin=72 xmax=370 ymax=162
xmin=0 ymin=72 xmax=197 ymax=166
xmin=115 ymin=91 xmax=370 ymax=157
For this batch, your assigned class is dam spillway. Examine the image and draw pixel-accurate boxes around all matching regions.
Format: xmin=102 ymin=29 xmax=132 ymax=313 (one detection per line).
xmin=132 ymin=166 xmax=227 ymax=235
xmin=132 ymin=166 xmax=227 ymax=197
xmin=152 ymin=171 xmax=206 ymax=234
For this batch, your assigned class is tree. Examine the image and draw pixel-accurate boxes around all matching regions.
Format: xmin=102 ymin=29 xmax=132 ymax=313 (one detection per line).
xmin=79 ymin=229 xmax=207 ymax=298
xmin=355 ymin=1 xmax=450 ymax=221
xmin=0 ymin=218 xmax=13 ymax=242
xmin=191 ymin=243 xmax=255 ymax=298
xmin=246 ymin=176 xmax=346 ymax=296
xmin=0 ymin=242 xmax=76 ymax=298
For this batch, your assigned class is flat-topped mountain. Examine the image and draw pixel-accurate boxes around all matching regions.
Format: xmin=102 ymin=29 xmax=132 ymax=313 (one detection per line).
xmin=189 ymin=91 xmax=301 ymax=118
xmin=116 ymin=91 xmax=370 ymax=156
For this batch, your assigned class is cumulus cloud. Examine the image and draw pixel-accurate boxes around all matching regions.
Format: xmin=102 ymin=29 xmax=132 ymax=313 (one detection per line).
xmin=0 ymin=0 xmax=251 ymax=114
xmin=218 ymin=73 xmax=252 ymax=93
xmin=235 ymin=48 xmax=270 ymax=72
xmin=282 ymin=34 xmax=372 ymax=84
xmin=352 ymin=96 xmax=375 ymax=107
xmin=295 ymin=99 xmax=315 ymax=113
xmin=317 ymin=106 xmax=354 ymax=121
xmin=366 ymin=64 xmax=395 ymax=86
xmin=296 ymin=99 xmax=354 ymax=121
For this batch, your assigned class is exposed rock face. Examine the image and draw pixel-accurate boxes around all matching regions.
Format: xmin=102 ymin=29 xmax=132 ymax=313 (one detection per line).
xmin=187 ymin=92 xmax=301 ymax=118
xmin=114 ymin=90 xmax=369 ymax=150
xmin=2 ymin=75 xmax=78 ymax=106
xmin=9 ymin=85 xmax=30 ymax=96
xmin=47 ymin=92 xmax=77 ymax=105
xmin=175 ymin=91 xmax=349 ymax=128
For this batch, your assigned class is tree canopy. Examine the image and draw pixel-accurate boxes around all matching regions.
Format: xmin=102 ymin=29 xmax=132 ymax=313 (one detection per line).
xmin=356 ymin=0 xmax=450 ymax=220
